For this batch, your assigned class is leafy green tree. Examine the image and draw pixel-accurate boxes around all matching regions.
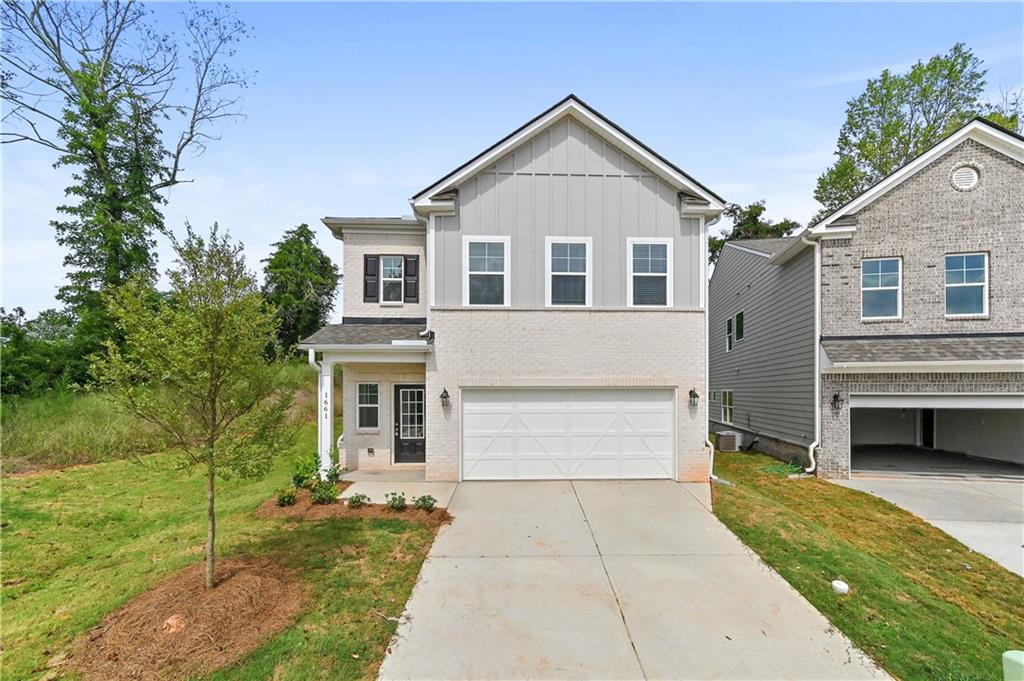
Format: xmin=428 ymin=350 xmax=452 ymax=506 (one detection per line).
xmin=814 ymin=43 xmax=1022 ymax=220
xmin=93 ymin=224 xmax=294 ymax=588
xmin=709 ymin=201 xmax=801 ymax=264
xmin=2 ymin=1 xmax=250 ymax=375
xmin=262 ymin=224 xmax=340 ymax=351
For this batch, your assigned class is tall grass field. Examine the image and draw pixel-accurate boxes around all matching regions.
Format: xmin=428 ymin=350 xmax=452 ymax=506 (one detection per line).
xmin=2 ymin=361 xmax=320 ymax=474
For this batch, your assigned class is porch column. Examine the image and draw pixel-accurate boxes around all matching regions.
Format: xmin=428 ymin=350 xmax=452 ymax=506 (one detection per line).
xmin=317 ymin=359 xmax=335 ymax=476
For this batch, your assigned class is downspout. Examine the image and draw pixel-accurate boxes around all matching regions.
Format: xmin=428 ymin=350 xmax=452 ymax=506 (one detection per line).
xmin=419 ymin=212 xmax=434 ymax=337
xmin=703 ymin=213 xmax=722 ymax=481
xmin=803 ymin=234 xmax=821 ymax=474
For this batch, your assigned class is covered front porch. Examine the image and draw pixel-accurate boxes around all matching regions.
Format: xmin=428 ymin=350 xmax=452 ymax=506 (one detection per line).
xmin=300 ymin=323 xmax=431 ymax=476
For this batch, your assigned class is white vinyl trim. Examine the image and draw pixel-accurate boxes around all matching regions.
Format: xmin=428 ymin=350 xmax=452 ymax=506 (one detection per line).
xmin=849 ymin=392 xmax=1024 ymax=409
xmin=720 ymin=390 xmax=734 ymax=424
xmin=626 ymin=237 xmax=673 ymax=308
xmin=944 ymin=252 xmax=989 ymax=318
xmin=356 ymin=382 xmax=380 ymax=431
xmin=380 ymin=255 xmax=405 ymax=306
xmin=545 ymin=236 xmax=593 ymax=308
xmin=462 ymin=235 xmax=511 ymax=307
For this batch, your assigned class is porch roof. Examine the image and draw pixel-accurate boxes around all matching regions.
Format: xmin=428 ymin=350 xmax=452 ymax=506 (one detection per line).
xmin=821 ymin=336 xmax=1024 ymax=364
xmin=299 ymin=323 xmax=427 ymax=348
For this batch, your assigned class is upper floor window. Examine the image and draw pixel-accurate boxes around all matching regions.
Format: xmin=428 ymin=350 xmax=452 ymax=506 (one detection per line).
xmin=627 ymin=238 xmax=673 ymax=307
xmin=734 ymin=311 xmax=744 ymax=341
xmin=363 ymin=254 xmax=418 ymax=305
xmin=381 ymin=256 xmax=405 ymax=304
xmin=945 ymin=253 xmax=988 ymax=317
xmin=726 ymin=317 xmax=734 ymax=352
xmin=546 ymin=237 xmax=592 ymax=307
xmin=861 ymin=257 xmax=901 ymax=320
xmin=463 ymin=236 xmax=510 ymax=306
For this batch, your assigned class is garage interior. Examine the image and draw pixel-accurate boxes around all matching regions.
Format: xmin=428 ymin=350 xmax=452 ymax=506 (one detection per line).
xmin=850 ymin=405 xmax=1024 ymax=478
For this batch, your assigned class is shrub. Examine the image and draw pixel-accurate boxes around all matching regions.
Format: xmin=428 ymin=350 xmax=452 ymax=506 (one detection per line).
xmin=385 ymin=491 xmax=407 ymax=511
xmin=276 ymin=486 xmax=299 ymax=507
xmin=412 ymin=494 xmax=437 ymax=512
xmin=347 ymin=492 xmax=371 ymax=509
xmin=310 ymin=480 xmax=338 ymax=505
xmin=325 ymin=464 xmax=343 ymax=485
xmin=292 ymin=452 xmax=319 ymax=488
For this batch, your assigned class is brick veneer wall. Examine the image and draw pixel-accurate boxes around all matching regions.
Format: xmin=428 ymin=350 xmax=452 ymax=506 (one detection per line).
xmin=821 ymin=139 xmax=1024 ymax=337
xmin=342 ymin=232 xmax=427 ymax=319
xmin=341 ymin=363 xmax=427 ymax=471
xmin=818 ymin=371 xmax=1024 ymax=478
xmin=425 ymin=308 xmax=709 ymax=482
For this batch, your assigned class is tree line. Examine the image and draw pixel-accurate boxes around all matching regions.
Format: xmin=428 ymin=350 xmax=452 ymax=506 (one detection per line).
xmin=708 ymin=43 xmax=1021 ymax=264
xmin=1 ymin=1 xmax=339 ymax=398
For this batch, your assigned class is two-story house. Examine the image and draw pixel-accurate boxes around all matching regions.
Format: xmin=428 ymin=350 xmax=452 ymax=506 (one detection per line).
xmin=301 ymin=95 xmax=725 ymax=482
xmin=709 ymin=117 xmax=1024 ymax=478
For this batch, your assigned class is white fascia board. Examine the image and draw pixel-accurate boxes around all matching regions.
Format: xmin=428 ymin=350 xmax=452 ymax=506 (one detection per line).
xmin=724 ymin=242 xmax=772 ymax=258
xmin=848 ymin=392 xmax=1024 ymax=409
xmin=298 ymin=343 xmax=430 ymax=353
xmin=826 ymin=359 xmax=1024 ymax=374
xmin=411 ymin=99 xmax=724 ymax=211
xmin=815 ymin=121 xmax=1024 ymax=230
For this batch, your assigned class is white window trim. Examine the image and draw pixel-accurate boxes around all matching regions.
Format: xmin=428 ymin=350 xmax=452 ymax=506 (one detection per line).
xmin=860 ymin=257 xmax=903 ymax=321
xmin=945 ymin=252 xmax=989 ymax=318
xmin=380 ymin=255 xmax=405 ymax=307
xmin=545 ymin=236 xmax=593 ymax=308
xmin=626 ymin=237 xmax=673 ymax=308
xmin=721 ymin=390 xmax=734 ymax=424
xmin=462 ymin=235 xmax=511 ymax=307
xmin=356 ymin=382 xmax=379 ymax=431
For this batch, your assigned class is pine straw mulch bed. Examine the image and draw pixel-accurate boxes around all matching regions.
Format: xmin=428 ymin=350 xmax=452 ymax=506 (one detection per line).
xmin=254 ymin=487 xmax=453 ymax=528
xmin=67 ymin=557 xmax=309 ymax=681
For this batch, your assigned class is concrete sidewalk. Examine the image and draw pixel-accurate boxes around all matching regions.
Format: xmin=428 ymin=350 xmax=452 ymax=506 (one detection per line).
xmin=378 ymin=480 xmax=887 ymax=680
xmin=838 ymin=477 xmax=1024 ymax=576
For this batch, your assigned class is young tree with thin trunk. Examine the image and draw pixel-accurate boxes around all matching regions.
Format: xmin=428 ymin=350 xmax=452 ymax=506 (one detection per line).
xmin=93 ymin=224 xmax=293 ymax=588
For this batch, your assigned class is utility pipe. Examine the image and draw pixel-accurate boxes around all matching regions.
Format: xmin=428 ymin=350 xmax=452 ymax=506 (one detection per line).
xmin=802 ymin=234 xmax=821 ymax=474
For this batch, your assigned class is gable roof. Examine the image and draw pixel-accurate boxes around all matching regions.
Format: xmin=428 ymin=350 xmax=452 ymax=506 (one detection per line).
xmin=812 ymin=116 xmax=1024 ymax=233
xmin=410 ymin=94 xmax=725 ymax=211
xmin=725 ymin=237 xmax=797 ymax=257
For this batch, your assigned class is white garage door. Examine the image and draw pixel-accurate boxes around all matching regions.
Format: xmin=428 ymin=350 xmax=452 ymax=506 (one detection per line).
xmin=461 ymin=388 xmax=675 ymax=480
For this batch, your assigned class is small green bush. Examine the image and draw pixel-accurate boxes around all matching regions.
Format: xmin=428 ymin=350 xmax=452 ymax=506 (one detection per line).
xmin=310 ymin=480 xmax=338 ymax=505
xmin=276 ymin=486 xmax=299 ymax=507
xmin=325 ymin=464 xmax=343 ymax=485
xmin=385 ymin=491 xmax=407 ymax=511
xmin=292 ymin=452 xmax=319 ymax=488
xmin=412 ymin=494 xmax=437 ymax=512
xmin=347 ymin=492 xmax=371 ymax=508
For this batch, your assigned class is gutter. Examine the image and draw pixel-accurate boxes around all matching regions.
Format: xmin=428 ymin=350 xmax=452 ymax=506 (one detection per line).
xmin=803 ymin=233 xmax=821 ymax=474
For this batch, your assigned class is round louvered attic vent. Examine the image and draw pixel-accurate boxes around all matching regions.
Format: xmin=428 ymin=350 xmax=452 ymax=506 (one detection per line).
xmin=950 ymin=164 xmax=980 ymax=191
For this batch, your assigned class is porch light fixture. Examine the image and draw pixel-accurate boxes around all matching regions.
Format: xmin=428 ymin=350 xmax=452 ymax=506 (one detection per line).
xmin=439 ymin=388 xmax=450 ymax=408
xmin=688 ymin=388 xmax=699 ymax=407
xmin=831 ymin=392 xmax=845 ymax=411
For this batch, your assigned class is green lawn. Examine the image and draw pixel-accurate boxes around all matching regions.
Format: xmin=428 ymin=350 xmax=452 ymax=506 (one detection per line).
xmin=2 ymin=425 xmax=439 ymax=681
xmin=712 ymin=451 xmax=1024 ymax=681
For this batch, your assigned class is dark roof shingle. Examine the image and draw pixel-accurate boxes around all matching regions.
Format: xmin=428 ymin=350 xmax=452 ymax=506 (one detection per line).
xmin=300 ymin=324 xmax=426 ymax=347
xmin=822 ymin=337 xmax=1024 ymax=363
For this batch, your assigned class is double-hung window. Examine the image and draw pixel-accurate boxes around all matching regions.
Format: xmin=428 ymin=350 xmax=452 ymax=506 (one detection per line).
xmin=380 ymin=256 xmax=404 ymax=304
xmin=546 ymin=237 xmax=592 ymax=306
xmin=627 ymin=238 xmax=673 ymax=307
xmin=861 ymin=257 xmax=902 ymax=320
xmin=463 ymin=236 xmax=510 ymax=306
xmin=735 ymin=311 xmax=744 ymax=341
xmin=721 ymin=390 xmax=734 ymax=424
xmin=945 ymin=253 xmax=988 ymax=317
xmin=726 ymin=317 xmax=734 ymax=352
xmin=357 ymin=383 xmax=379 ymax=429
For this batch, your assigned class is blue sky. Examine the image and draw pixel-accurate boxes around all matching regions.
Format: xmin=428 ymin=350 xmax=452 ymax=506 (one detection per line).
xmin=4 ymin=2 xmax=1022 ymax=318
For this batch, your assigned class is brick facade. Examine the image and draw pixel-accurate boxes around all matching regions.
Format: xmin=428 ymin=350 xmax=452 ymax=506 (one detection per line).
xmin=340 ymin=363 xmax=427 ymax=471
xmin=342 ymin=232 xmax=427 ymax=319
xmin=425 ymin=308 xmax=709 ymax=482
xmin=821 ymin=139 xmax=1024 ymax=338
xmin=819 ymin=372 xmax=1024 ymax=478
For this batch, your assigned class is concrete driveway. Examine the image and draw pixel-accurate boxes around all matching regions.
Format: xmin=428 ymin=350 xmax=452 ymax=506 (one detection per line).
xmin=837 ymin=477 xmax=1024 ymax=576
xmin=378 ymin=481 xmax=886 ymax=680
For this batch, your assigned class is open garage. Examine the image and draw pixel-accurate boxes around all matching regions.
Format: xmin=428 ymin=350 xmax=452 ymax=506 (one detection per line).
xmin=849 ymin=393 xmax=1024 ymax=477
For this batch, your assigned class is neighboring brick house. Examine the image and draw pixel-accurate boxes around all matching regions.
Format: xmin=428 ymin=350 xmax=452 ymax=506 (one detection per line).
xmin=709 ymin=118 xmax=1024 ymax=478
xmin=300 ymin=95 xmax=725 ymax=482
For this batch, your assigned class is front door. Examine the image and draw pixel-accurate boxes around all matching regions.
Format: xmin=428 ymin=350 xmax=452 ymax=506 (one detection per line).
xmin=394 ymin=385 xmax=426 ymax=464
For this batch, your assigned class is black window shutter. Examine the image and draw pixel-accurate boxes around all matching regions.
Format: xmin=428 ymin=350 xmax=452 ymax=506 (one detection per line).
xmin=404 ymin=255 xmax=419 ymax=303
xmin=364 ymin=255 xmax=379 ymax=302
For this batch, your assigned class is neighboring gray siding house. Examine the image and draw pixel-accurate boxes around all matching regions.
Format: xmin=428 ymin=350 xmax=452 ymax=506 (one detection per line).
xmin=709 ymin=117 xmax=1024 ymax=477
xmin=301 ymin=95 xmax=726 ymax=482
xmin=708 ymin=238 xmax=815 ymax=459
